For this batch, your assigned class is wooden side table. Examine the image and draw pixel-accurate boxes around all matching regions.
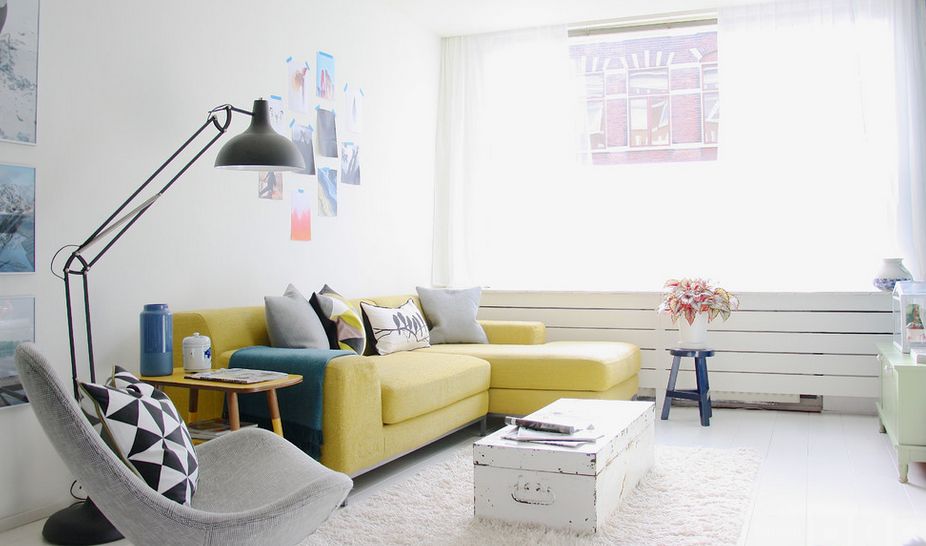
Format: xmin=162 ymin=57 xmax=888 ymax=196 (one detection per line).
xmin=661 ymin=348 xmax=714 ymax=426
xmin=141 ymin=369 xmax=303 ymax=436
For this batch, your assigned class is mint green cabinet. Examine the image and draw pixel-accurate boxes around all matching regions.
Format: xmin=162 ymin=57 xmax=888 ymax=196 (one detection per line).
xmin=877 ymin=343 xmax=926 ymax=482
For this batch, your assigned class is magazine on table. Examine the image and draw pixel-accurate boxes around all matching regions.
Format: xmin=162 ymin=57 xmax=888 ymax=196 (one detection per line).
xmin=184 ymin=368 xmax=288 ymax=384
xmin=504 ymin=413 xmax=592 ymax=435
xmin=187 ymin=418 xmax=258 ymax=440
xmin=502 ymin=427 xmax=603 ymax=447
xmin=503 ymin=413 xmax=601 ymax=447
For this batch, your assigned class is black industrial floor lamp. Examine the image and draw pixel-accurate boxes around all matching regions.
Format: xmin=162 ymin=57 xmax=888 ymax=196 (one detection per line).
xmin=46 ymin=99 xmax=304 ymax=545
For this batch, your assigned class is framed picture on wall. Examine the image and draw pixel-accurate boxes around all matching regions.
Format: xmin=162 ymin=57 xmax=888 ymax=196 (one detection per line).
xmin=0 ymin=0 xmax=40 ymax=144
xmin=0 ymin=295 xmax=34 ymax=408
xmin=0 ymin=163 xmax=35 ymax=273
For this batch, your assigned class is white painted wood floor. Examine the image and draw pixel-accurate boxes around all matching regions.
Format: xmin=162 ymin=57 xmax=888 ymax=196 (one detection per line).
xmin=3 ymin=407 xmax=924 ymax=545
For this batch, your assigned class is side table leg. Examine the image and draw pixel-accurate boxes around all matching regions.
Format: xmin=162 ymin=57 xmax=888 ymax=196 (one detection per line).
xmin=661 ymin=355 xmax=682 ymax=420
xmin=267 ymin=388 xmax=284 ymax=436
xmin=188 ymin=389 xmax=199 ymax=424
xmin=226 ymin=392 xmax=240 ymax=431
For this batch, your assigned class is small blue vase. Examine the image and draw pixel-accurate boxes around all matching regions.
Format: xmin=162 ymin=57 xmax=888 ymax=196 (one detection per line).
xmin=140 ymin=304 xmax=173 ymax=376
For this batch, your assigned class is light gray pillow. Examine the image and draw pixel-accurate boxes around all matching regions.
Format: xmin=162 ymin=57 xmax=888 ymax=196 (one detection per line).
xmin=416 ymin=286 xmax=488 ymax=344
xmin=264 ymin=284 xmax=329 ymax=349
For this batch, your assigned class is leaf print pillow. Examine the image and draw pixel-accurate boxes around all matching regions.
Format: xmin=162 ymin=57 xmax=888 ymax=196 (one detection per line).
xmin=360 ymin=299 xmax=431 ymax=355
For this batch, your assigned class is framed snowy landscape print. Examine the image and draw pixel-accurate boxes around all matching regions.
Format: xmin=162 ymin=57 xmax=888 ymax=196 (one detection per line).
xmin=0 ymin=163 xmax=35 ymax=273
xmin=0 ymin=295 xmax=33 ymax=408
xmin=0 ymin=0 xmax=39 ymax=144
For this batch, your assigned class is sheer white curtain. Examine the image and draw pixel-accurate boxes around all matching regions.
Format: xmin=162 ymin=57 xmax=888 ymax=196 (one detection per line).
xmin=890 ymin=0 xmax=926 ymax=279
xmin=432 ymin=26 xmax=574 ymax=287
xmin=718 ymin=0 xmax=926 ymax=286
xmin=715 ymin=0 xmax=902 ymax=290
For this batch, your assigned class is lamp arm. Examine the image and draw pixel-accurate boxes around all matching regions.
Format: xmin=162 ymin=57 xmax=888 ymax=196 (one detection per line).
xmin=59 ymin=103 xmax=251 ymax=396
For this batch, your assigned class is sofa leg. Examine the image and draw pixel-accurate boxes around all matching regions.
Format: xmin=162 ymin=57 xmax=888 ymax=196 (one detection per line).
xmin=479 ymin=416 xmax=487 ymax=436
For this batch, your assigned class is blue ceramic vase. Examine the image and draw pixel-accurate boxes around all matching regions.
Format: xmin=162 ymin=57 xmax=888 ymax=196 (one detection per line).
xmin=140 ymin=303 xmax=173 ymax=376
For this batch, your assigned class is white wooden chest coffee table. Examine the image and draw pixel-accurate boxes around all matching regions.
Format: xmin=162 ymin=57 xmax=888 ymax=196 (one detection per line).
xmin=473 ymin=399 xmax=655 ymax=533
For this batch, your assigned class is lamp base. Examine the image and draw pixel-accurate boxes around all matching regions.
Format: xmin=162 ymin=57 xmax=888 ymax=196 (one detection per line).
xmin=42 ymin=500 xmax=123 ymax=545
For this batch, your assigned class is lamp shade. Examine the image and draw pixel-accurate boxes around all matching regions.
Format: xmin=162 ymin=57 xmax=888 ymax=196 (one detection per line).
xmin=214 ymin=99 xmax=305 ymax=171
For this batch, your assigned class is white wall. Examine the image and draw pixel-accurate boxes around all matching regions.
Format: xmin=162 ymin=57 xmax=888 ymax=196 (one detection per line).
xmin=0 ymin=0 xmax=440 ymax=527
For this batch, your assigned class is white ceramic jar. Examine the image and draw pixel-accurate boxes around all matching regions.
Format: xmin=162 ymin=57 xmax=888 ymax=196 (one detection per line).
xmin=182 ymin=332 xmax=212 ymax=372
xmin=874 ymin=258 xmax=913 ymax=292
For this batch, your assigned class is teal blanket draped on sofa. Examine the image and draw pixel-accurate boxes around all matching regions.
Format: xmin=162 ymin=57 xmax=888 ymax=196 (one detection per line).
xmin=230 ymin=346 xmax=351 ymax=459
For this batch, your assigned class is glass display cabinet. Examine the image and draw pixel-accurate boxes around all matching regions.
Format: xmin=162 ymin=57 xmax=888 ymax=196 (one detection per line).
xmin=892 ymin=281 xmax=926 ymax=353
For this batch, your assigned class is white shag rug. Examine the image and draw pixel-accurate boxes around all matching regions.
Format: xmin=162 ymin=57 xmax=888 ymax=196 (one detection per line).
xmin=303 ymin=445 xmax=761 ymax=546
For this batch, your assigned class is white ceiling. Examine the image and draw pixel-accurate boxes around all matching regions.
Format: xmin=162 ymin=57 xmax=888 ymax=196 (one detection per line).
xmin=381 ymin=0 xmax=753 ymax=37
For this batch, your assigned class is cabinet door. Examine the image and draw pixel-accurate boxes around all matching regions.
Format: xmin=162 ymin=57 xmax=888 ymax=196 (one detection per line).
xmin=896 ymin=367 xmax=926 ymax=446
xmin=880 ymin=355 xmax=898 ymax=436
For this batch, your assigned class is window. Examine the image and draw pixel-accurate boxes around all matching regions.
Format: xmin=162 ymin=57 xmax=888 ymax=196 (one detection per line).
xmin=572 ymin=22 xmax=719 ymax=164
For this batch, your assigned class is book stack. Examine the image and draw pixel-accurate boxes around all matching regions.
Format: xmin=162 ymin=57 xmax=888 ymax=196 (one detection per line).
xmin=502 ymin=415 xmax=602 ymax=447
xmin=187 ymin=418 xmax=258 ymax=441
xmin=184 ymin=368 xmax=289 ymax=384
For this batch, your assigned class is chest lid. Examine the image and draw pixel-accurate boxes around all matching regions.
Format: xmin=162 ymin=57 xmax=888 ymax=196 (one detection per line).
xmin=474 ymin=399 xmax=655 ymax=476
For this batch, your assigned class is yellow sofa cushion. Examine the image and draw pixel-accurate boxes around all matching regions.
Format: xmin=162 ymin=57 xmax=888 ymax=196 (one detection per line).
xmin=478 ymin=320 xmax=546 ymax=345
xmin=374 ymin=351 xmax=490 ymax=424
xmin=421 ymin=341 xmax=639 ymax=392
xmin=489 ymin=377 xmax=639 ymax=416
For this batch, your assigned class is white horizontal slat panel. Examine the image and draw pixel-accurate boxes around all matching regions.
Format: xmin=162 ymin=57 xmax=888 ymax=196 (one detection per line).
xmin=479 ymin=307 xmax=891 ymax=334
xmin=640 ymin=352 xmax=879 ymax=377
xmin=546 ymin=327 xmax=887 ymax=355
xmin=544 ymin=327 xmax=659 ymax=348
xmin=638 ymin=369 xmax=879 ymax=397
xmin=700 ymin=331 xmax=887 ymax=355
xmin=478 ymin=307 xmax=659 ymax=329
xmin=697 ymin=311 xmax=891 ymax=333
xmin=483 ymin=290 xmax=891 ymax=312
xmin=735 ymin=292 xmax=891 ymax=312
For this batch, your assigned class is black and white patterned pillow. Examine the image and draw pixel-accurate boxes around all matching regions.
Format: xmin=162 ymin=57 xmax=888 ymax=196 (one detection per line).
xmin=80 ymin=367 xmax=199 ymax=505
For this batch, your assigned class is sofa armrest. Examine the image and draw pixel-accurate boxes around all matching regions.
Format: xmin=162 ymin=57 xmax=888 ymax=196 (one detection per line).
xmin=320 ymin=354 xmax=385 ymax=476
xmin=478 ymin=320 xmax=546 ymax=345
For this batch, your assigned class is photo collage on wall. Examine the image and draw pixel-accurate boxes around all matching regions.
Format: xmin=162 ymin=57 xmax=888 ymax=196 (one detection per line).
xmin=261 ymin=50 xmax=365 ymax=241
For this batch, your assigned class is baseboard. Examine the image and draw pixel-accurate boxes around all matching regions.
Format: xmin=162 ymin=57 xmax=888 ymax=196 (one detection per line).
xmin=822 ymin=396 xmax=877 ymax=415
xmin=0 ymin=499 xmax=72 ymax=533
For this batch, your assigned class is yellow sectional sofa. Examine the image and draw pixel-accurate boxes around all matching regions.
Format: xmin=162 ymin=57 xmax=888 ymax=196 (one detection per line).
xmin=169 ymin=295 xmax=639 ymax=476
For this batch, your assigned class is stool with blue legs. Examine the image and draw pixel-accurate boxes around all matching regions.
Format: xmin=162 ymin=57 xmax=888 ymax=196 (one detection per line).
xmin=661 ymin=348 xmax=714 ymax=426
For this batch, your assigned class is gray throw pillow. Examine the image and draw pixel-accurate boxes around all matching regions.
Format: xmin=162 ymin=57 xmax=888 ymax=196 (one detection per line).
xmin=264 ymin=284 xmax=330 ymax=349
xmin=416 ymin=286 xmax=488 ymax=344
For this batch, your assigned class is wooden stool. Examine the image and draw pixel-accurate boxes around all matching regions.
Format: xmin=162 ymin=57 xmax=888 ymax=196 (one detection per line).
xmin=661 ymin=348 xmax=714 ymax=426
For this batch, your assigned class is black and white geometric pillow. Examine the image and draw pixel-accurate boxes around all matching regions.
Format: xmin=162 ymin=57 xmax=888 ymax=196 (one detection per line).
xmin=80 ymin=366 xmax=199 ymax=506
